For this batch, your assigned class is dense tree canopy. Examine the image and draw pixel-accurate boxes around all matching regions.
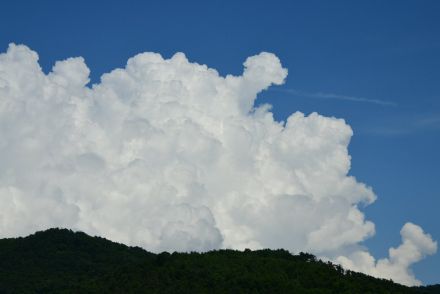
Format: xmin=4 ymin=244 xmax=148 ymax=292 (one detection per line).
xmin=0 ymin=229 xmax=438 ymax=293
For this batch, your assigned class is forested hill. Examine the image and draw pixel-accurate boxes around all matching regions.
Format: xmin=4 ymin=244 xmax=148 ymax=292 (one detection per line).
xmin=0 ymin=229 xmax=438 ymax=293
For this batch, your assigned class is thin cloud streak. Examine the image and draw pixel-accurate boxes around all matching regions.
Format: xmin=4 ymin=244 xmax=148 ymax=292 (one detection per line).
xmin=415 ymin=116 xmax=440 ymax=127
xmin=366 ymin=114 xmax=440 ymax=136
xmin=278 ymin=88 xmax=397 ymax=107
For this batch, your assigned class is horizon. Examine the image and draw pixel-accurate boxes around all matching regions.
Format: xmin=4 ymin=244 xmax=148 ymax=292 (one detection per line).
xmin=2 ymin=226 xmax=438 ymax=289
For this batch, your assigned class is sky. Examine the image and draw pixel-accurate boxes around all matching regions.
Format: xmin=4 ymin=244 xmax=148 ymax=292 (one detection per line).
xmin=0 ymin=0 xmax=439 ymax=285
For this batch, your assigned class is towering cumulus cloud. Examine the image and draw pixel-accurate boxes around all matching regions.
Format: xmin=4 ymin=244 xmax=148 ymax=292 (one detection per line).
xmin=0 ymin=44 xmax=436 ymax=285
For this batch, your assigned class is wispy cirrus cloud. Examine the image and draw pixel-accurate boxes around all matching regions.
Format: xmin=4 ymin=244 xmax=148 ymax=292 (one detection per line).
xmin=415 ymin=116 xmax=440 ymax=128
xmin=277 ymin=88 xmax=397 ymax=107
xmin=367 ymin=114 xmax=440 ymax=136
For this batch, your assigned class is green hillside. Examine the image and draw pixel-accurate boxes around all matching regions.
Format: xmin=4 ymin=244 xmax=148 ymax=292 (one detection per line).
xmin=0 ymin=228 xmax=438 ymax=293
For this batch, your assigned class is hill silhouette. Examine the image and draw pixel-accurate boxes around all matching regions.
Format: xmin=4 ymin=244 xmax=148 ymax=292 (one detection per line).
xmin=0 ymin=228 xmax=438 ymax=293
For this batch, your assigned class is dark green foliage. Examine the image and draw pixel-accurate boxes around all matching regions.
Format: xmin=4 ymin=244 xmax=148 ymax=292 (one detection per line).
xmin=414 ymin=285 xmax=440 ymax=294
xmin=0 ymin=229 xmax=437 ymax=293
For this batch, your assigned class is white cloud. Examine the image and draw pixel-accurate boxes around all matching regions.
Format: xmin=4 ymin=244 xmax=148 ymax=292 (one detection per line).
xmin=0 ymin=44 xmax=435 ymax=284
xmin=337 ymin=223 xmax=437 ymax=286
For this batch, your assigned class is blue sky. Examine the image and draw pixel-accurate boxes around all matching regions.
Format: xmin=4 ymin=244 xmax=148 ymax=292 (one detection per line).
xmin=1 ymin=0 xmax=439 ymax=284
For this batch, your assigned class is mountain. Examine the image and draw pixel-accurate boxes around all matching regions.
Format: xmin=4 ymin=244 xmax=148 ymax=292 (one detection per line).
xmin=0 ymin=228 xmax=438 ymax=293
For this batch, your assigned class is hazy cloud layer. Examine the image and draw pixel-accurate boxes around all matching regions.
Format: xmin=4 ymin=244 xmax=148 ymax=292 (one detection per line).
xmin=0 ymin=44 xmax=435 ymax=285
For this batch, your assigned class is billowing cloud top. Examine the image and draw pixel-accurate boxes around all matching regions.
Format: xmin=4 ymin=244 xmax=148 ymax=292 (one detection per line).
xmin=0 ymin=44 xmax=436 ymax=286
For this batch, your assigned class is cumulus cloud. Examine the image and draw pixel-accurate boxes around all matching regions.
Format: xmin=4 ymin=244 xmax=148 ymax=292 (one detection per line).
xmin=337 ymin=223 xmax=437 ymax=286
xmin=0 ymin=44 xmax=435 ymax=284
